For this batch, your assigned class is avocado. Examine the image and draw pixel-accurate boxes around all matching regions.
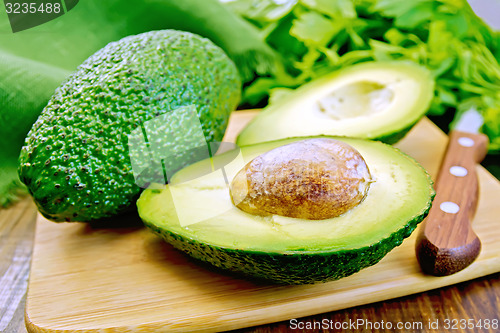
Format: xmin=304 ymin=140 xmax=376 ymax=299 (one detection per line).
xmin=18 ymin=30 xmax=241 ymax=222
xmin=237 ymin=62 xmax=434 ymax=146
xmin=138 ymin=136 xmax=435 ymax=284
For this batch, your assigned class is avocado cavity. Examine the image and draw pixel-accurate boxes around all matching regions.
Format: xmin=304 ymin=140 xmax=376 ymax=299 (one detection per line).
xmin=317 ymin=81 xmax=394 ymax=120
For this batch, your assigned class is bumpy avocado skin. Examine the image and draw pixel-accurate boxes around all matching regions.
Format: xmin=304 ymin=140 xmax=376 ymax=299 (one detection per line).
xmin=143 ymin=202 xmax=432 ymax=284
xmin=18 ymin=30 xmax=241 ymax=222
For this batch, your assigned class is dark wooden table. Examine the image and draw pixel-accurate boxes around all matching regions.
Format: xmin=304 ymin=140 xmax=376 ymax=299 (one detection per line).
xmin=1 ymin=197 xmax=498 ymax=333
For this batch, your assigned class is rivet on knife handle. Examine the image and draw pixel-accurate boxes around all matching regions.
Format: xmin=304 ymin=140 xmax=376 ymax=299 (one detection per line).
xmin=416 ymin=130 xmax=488 ymax=276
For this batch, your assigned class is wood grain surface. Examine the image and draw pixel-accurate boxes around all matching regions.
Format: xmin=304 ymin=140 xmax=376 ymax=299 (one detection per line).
xmin=1 ymin=111 xmax=499 ymax=333
xmin=0 ymin=197 xmax=37 ymax=333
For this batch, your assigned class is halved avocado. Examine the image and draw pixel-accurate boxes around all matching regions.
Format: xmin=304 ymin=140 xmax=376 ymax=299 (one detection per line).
xmin=237 ymin=61 xmax=434 ymax=146
xmin=137 ymin=136 xmax=434 ymax=284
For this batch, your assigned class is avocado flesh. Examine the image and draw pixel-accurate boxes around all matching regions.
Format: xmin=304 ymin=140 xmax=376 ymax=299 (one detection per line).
xmin=18 ymin=30 xmax=240 ymax=222
xmin=138 ymin=136 xmax=435 ymax=284
xmin=237 ymin=62 xmax=434 ymax=146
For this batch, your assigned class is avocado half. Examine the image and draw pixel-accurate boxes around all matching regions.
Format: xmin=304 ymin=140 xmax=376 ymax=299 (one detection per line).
xmin=137 ymin=136 xmax=435 ymax=284
xmin=237 ymin=61 xmax=434 ymax=146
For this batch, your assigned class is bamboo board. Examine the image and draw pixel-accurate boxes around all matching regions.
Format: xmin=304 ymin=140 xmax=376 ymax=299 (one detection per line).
xmin=25 ymin=111 xmax=500 ymax=333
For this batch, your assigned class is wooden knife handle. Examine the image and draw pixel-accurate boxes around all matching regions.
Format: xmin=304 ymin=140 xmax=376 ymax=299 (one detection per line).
xmin=416 ymin=130 xmax=488 ymax=276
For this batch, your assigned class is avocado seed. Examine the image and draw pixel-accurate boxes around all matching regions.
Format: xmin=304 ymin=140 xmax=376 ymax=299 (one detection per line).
xmin=229 ymin=138 xmax=372 ymax=220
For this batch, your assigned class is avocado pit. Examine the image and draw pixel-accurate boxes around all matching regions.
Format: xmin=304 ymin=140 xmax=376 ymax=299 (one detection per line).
xmin=229 ymin=138 xmax=372 ymax=220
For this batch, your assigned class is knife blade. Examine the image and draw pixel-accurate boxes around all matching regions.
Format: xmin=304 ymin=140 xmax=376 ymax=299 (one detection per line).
xmin=415 ymin=108 xmax=489 ymax=276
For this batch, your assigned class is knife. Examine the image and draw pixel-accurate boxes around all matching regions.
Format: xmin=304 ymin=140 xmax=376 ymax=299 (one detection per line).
xmin=415 ymin=108 xmax=489 ymax=276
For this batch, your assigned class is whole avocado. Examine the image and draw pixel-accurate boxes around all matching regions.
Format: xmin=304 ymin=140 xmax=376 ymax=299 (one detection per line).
xmin=18 ymin=30 xmax=241 ymax=222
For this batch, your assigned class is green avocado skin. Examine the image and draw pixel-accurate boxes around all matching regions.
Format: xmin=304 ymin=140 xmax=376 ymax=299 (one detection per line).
xmin=18 ymin=30 xmax=241 ymax=222
xmin=143 ymin=200 xmax=433 ymax=284
xmin=377 ymin=123 xmax=414 ymax=145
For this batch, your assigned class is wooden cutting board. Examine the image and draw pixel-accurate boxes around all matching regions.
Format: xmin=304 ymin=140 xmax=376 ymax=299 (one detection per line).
xmin=25 ymin=111 xmax=500 ymax=333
